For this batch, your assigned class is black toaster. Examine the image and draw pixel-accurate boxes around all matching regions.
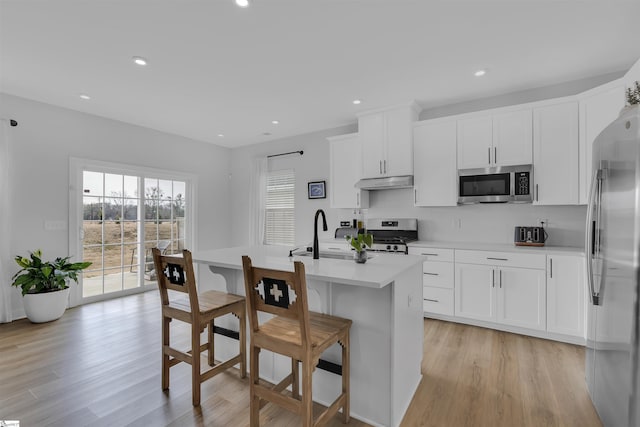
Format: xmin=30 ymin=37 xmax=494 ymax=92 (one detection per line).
xmin=514 ymin=226 xmax=547 ymax=246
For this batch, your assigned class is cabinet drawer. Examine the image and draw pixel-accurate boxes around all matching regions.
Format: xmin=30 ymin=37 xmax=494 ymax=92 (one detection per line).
xmin=454 ymin=249 xmax=545 ymax=269
xmin=423 ymin=287 xmax=454 ymax=316
xmin=408 ymin=247 xmax=454 ymax=262
xmin=422 ymin=261 xmax=454 ymax=289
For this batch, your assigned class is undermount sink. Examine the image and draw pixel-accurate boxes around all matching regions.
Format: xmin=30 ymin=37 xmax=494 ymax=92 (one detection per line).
xmin=291 ymin=250 xmax=373 ymax=260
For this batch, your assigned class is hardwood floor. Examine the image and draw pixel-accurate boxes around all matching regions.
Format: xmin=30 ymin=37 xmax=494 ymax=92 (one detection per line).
xmin=0 ymin=292 xmax=601 ymax=427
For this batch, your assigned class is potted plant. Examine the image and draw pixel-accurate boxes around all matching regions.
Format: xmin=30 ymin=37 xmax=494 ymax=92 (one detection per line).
xmin=11 ymin=250 xmax=92 ymax=323
xmin=622 ymin=81 xmax=640 ymax=114
xmin=345 ymin=233 xmax=373 ymax=264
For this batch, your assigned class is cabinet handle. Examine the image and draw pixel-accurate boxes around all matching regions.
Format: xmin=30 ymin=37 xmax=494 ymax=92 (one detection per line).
xmin=379 ymin=160 xmax=382 ymax=174
xmin=550 ymin=258 xmax=553 ymax=279
xmin=357 ymin=193 xmax=360 ymax=206
xmin=327 ymin=247 xmax=342 ymax=251
xmin=384 ymin=160 xmax=387 ymax=174
xmin=488 ymin=147 xmax=491 ymax=164
xmin=536 ymin=184 xmax=539 ymax=202
xmin=424 ymin=272 xmax=439 ymax=276
xmin=487 ymin=257 xmax=508 ymax=261
xmin=425 ymin=298 xmax=440 ymax=303
xmin=494 ymin=147 xmax=497 ymax=164
xmin=414 ymin=188 xmax=417 ymax=204
xmin=492 ymin=269 xmax=495 ymax=287
xmin=421 ymin=253 xmax=439 ymax=256
xmin=499 ymin=270 xmax=502 ymax=288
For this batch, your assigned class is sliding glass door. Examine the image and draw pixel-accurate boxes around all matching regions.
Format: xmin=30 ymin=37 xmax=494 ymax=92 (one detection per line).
xmin=70 ymin=159 xmax=193 ymax=303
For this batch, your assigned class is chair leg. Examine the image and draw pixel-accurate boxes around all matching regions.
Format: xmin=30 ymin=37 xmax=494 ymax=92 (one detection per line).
xmin=250 ymin=345 xmax=261 ymax=427
xmin=208 ymin=319 xmax=215 ymax=367
xmin=239 ymin=307 xmax=247 ymax=378
xmin=342 ymin=332 xmax=350 ymax=423
xmin=301 ymin=359 xmax=313 ymax=427
xmin=192 ymin=323 xmax=201 ymax=406
xmin=291 ymin=358 xmax=299 ymax=399
xmin=162 ymin=316 xmax=170 ymax=390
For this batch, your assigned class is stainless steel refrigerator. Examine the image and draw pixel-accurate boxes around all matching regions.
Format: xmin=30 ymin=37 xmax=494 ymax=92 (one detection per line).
xmin=586 ymin=106 xmax=640 ymax=427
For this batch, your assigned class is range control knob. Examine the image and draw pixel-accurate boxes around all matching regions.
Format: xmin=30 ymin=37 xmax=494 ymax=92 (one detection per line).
xmin=386 ymin=245 xmax=391 ymax=250
xmin=393 ymin=245 xmax=398 ymax=251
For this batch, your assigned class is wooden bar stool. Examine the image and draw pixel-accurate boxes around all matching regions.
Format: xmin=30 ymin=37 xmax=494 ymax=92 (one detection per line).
xmin=241 ymin=255 xmax=352 ymax=427
xmin=152 ymin=248 xmax=246 ymax=406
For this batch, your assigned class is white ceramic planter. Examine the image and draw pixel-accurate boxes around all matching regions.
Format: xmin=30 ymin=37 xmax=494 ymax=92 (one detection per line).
xmin=23 ymin=287 xmax=70 ymax=323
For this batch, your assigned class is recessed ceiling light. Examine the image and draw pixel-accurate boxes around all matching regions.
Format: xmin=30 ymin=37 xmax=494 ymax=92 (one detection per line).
xmin=474 ymin=69 xmax=486 ymax=77
xmin=79 ymin=94 xmax=91 ymax=100
xmin=132 ymin=56 xmax=148 ymax=66
xmin=352 ymin=99 xmax=362 ymax=105
xmin=218 ymin=134 xmax=224 ymax=138
xmin=235 ymin=0 xmax=249 ymax=8
xmin=271 ymin=120 xmax=279 ymax=125
xmin=263 ymin=132 xmax=272 ymax=136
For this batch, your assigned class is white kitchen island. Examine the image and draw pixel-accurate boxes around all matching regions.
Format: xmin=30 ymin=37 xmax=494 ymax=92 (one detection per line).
xmin=191 ymin=245 xmax=424 ymax=427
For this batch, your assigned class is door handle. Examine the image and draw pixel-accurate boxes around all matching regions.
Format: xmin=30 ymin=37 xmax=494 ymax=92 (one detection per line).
xmin=536 ymin=184 xmax=539 ymax=202
xmin=585 ymin=169 xmax=602 ymax=305
xmin=488 ymin=147 xmax=491 ymax=164
xmin=379 ymin=160 xmax=382 ymax=174
xmin=494 ymin=147 xmax=497 ymax=164
xmin=492 ymin=269 xmax=495 ymax=287
xmin=549 ymin=258 xmax=553 ymax=279
xmin=499 ymin=270 xmax=502 ymax=288
xmin=383 ymin=160 xmax=387 ymax=174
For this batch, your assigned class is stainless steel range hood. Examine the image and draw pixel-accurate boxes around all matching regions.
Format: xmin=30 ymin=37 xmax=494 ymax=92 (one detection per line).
xmin=355 ymin=175 xmax=414 ymax=190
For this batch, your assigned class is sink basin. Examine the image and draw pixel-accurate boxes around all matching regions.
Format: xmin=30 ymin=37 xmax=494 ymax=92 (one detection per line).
xmin=291 ymin=250 xmax=373 ymax=260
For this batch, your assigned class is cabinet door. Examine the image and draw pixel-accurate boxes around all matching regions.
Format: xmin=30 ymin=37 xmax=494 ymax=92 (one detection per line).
xmin=413 ymin=120 xmax=457 ymax=206
xmin=385 ymin=107 xmax=414 ymax=176
xmin=329 ymin=134 xmax=369 ymax=209
xmin=547 ymin=255 xmax=585 ymax=337
xmin=454 ymin=263 xmax=495 ymax=322
xmin=533 ymin=101 xmax=579 ymax=205
xmin=579 ymin=84 xmax=625 ymax=204
xmin=496 ymin=267 xmax=546 ymax=330
xmin=493 ymin=109 xmax=532 ymax=166
xmin=359 ymin=113 xmax=386 ymax=179
xmin=457 ymin=116 xmax=493 ymax=169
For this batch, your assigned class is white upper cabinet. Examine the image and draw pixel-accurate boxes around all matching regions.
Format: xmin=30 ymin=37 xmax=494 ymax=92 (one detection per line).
xmin=358 ymin=103 xmax=420 ymax=179
xmin=413 ymin=119 xmax=457 ymax=207
xmin=492 ymin=109 xmax=533 ymax=166
xmin=457 ymin=108 xmax=532 ymax=169
xmin=578 ymin=80 xmax=625 ymax=204
xmin=533 ymin=100 xmax=579 ymax=205
xmin=328 ymin=133 xmax=369 ymax=209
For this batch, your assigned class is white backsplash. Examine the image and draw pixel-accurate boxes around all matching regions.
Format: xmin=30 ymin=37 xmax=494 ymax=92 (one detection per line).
xmin=330 ymin=188 xmax=587 ymax=248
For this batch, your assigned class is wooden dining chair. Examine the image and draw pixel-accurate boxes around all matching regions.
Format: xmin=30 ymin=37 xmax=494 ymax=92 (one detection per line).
xmin=241 ymin=255 xmax=352 ymax=427
xmin=152 ymin=248 xmax=246 ymax=406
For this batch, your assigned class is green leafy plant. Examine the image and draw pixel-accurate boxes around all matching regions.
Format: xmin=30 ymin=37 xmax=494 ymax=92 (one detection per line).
xmin=626 ymin=81 xmax=640 ymax=106
xmin=11 ymin=250 xmax=92 ymax=295
xmin=345 ymin=233 xmax=373 ymax=253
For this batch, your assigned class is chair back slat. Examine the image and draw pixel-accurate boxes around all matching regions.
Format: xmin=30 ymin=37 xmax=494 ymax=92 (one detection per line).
xmin=242 ymin=256 xmax=311 ymax=349
xmin=153 ymin=248 xmax=200 ymax=317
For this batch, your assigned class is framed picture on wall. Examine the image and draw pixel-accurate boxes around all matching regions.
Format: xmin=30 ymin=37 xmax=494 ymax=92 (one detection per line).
xmin=308 ymin=181 xmax=326 ymax=199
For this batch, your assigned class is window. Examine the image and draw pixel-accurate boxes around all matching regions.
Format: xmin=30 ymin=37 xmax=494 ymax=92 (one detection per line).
xmin=264 ymin=169 xmax=295 ymax=245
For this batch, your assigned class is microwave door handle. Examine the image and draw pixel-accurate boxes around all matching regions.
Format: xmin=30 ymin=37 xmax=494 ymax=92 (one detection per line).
xmin=585 ymin=169 xmax=602 ymax=306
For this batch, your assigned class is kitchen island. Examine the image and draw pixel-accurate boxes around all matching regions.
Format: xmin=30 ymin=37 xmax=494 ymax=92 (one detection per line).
xmin=191 ymin=245 xmax=424 ymax=427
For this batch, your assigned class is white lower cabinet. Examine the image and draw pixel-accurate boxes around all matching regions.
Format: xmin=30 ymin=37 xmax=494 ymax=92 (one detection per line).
xmin=546 ymin=254 xmax=585 ymax=338
xmin=454 ymin=250 xmax=546 ymax=332
xmin=408 ymin=247 xmax=454 ymax=316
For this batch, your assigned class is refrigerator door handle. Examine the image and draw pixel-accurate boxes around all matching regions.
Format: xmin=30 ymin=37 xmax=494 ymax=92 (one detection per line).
xmin=585 ymin=169 xmax=602 ymax=306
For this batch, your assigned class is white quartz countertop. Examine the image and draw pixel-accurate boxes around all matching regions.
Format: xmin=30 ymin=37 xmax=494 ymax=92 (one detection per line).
xmin=408 ymin=240 xmax=584 ymax=255
xmin=191 ymin=245 xmax=424 ymax=289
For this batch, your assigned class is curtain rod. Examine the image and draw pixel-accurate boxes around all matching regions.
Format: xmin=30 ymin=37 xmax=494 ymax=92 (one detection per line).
xmin=267 ymin=150 xmax=303 ymax=159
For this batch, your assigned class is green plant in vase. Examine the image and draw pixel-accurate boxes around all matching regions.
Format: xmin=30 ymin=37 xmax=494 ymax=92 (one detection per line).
xmin=345 ymin=233 xmax=373 ymax=264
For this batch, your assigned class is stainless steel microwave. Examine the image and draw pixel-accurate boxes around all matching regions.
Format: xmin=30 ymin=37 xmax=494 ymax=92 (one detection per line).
xmin=458 ymin=164 xmax=533 ymax=204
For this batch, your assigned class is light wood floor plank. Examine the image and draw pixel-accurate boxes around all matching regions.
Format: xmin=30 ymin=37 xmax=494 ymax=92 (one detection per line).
xmin=0 ymin=292 xmax=601 ymax=426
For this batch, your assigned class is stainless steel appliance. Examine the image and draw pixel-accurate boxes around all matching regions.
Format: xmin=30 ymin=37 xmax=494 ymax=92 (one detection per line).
xmin=458 ymin=164 xmax=532 ymax=204
xmin=365 ymin=218 xmax=418 ymax=254
xmin=514 ymin=226 xmax=547 ymax=246
xmin=585 ymin=106 xmax=640 ymax=426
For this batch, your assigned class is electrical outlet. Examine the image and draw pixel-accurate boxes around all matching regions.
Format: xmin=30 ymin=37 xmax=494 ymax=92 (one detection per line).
xmin=340 ymin=221 xmax=351 ymax=227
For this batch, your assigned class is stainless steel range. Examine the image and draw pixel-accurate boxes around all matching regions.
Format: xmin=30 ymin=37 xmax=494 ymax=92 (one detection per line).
xmin=365 ymin=218 xmax=418 ymax=254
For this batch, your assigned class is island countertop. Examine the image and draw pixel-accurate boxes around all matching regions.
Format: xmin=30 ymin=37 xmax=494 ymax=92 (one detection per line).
xmin=191 ymin=245 xmax=424 ymax=289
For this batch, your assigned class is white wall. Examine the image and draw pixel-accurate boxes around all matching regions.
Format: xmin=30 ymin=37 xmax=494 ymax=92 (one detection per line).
xmin=0 ymin=94 xmax=232 ymax=319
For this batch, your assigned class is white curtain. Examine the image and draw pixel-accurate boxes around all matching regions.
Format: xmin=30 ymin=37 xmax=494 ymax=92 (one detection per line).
xmin=0 ymin=122 xmax=13 ymax=322
xmin=248 ymin=157 xmax=268 ymax=245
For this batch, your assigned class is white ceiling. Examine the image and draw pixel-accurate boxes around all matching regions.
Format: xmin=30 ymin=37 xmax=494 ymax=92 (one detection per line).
xmin=1 ymin=1 xmax=640 ymax=148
